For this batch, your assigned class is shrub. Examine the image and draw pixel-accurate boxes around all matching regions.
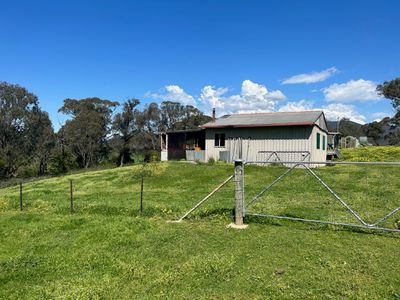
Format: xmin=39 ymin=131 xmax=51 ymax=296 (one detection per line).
xmin=48 ymin=150 xmax=77 ymax=175
xmin=144 ymin=150 xmax=159 ymax=163
xmin=18 ymin=164 xmax=39 ymax=178
xmin=208 ymin=157 xmax=215 ymax=165
xmin=133 ymin=153 xmax=145 ymax=163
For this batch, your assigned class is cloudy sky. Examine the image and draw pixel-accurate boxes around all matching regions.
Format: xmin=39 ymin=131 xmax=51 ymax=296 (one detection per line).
xmin=1 ymin=0 xmax=399 ymax=129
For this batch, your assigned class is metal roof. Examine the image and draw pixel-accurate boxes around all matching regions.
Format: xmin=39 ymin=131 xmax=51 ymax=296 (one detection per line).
xmin=201 ymin=110 xmax=324 ymax=129
xmin=157 ymin=128 xmax=204 ymax=134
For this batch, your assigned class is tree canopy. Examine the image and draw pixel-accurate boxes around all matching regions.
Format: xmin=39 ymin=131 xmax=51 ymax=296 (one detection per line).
xmin=111 ymin=98 xmax=141 ymax=166
xmin=0 ymin=82 xmax=54 ymax=178
xmin=59 ymin=98 xmax=119 ymax=168
xmin=377 ymin=77 xmax=400 ymax=111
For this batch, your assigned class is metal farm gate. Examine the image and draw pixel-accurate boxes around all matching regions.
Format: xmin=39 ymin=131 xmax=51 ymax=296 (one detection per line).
xmin=171 ymin=155 xmax=400 ymax=233
xmin=236 ymin=160 xmax=400 ymax=233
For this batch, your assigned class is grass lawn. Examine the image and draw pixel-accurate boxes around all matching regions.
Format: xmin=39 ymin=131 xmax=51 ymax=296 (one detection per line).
xmin=1 ymin=160 xmax=400 ymax=299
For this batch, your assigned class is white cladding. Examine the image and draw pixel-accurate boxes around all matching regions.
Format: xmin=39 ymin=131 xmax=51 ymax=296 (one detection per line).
xmin=205 ymin=125 xmax=327 ymax=166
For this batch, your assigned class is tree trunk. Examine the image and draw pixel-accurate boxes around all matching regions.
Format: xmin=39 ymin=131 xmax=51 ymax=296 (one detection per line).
xmin=120 ymin=154 xmax=124 ymax=167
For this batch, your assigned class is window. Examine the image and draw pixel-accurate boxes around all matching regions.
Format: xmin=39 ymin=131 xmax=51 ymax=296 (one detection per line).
xmin=322 ymin=135 xmax=326 ymax=150
xmin=214 ymin=134 xmax=219 ymax=146
xmin=316 ymin=133 xmax=321 ymax=150
xmin=214 ymin=133 xmax=225 ymax=147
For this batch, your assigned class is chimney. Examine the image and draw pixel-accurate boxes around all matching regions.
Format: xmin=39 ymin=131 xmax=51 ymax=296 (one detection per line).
xmin=212 ymin=108 xmax=216 ymax=122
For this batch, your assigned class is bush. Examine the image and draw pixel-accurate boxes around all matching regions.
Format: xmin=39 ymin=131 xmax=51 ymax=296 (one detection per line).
xmin=144 ymin=150 xmax=159 ymax=163
xmin=18 ymin=164 xmax=39 ymax=178
xmin=133 ymin=153 xmax=145 ymax=163
xmin=207 ymin=157 xmax=215 ymax=165
xmin=107 ymin=150 xmax=122 ymax=166
xmin=48 ymin=150 xmax=77 ymax=175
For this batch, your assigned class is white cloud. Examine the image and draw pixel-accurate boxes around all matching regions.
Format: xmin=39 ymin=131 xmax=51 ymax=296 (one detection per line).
xmin=200 ymin=80 xmax=286 ymax=115
xmin=323 ymin=79 xmax=382 ymax=102
xmin=147 ymin=85 xmax=196 ymax=106
xmin=322 ymin=103 xmax=366 ymax=124
xmin=371 ymin=112 xmax=391 ymax=122
xmin=146 ymin=80 xmax=286 ymax=115
xmin=278 ymin=100 xmax=366 ymax=124
xmin=199 ymin=85 xmax=228 ymax=110
xmin=278 ymin=100 xmax=314 ymax=112
xmin=146 ymin=80 xmax=369 ymax=124
xmin=282 ymin=67 xmax=338 ymax=84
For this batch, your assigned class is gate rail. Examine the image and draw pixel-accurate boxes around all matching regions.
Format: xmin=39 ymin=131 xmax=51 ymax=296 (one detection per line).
xmin=257 ymin=151 xmax=311 ymax=165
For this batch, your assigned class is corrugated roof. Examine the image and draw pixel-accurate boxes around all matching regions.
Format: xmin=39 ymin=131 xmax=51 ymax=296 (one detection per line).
xmin=201 ymin=110 xmax=324 ymax=129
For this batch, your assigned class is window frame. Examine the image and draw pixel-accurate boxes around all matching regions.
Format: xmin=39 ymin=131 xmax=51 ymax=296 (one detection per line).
xmin=316 ymin=132 xmax=321 ymax=150
xmin=214 ymin=133 xmax=226 ymax=147
xmin=214 ymin=133 xmax=220 ymax=147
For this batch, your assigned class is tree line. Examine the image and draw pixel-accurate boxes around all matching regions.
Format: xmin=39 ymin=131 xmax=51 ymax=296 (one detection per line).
xmin=0 ymin=81 xmax=211 ymax=180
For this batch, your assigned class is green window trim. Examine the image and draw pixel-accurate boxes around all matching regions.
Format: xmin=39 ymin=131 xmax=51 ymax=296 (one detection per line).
xmin=316 ymin=133 xmax=321 ymax=150
xmin=322 ymin=135 xmax=326 ymax=150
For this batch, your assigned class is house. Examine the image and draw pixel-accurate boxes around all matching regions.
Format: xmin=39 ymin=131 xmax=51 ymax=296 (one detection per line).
xmin=160 ymin=110 xmax=330 ymax=166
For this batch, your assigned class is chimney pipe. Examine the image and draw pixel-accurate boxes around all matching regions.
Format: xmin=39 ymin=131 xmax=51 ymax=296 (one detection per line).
xmin=212 ymin=108 xmax=216 ymax=122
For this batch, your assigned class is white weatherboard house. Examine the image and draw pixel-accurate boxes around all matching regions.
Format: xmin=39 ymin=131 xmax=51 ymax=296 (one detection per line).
xmin=160 ymin=110 xmax=329 ymax=166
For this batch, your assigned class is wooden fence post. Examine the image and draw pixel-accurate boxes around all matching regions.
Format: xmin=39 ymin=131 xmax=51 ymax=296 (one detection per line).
xmin=140 ymin=175 xmax=144 ymax=213
xmin=19 ymin=182 xmax=23 ymax=211
xmin=70 ymin=179 xmax=74 ymax=212
xmin=234 ymin=160 xmax=245 ymax=226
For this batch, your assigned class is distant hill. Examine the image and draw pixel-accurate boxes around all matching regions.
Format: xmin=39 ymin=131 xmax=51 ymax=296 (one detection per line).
xmin=327 ymin=119 xmax=364 ymax=138
xmin=326 ymin=113 xmax=400 ymax=146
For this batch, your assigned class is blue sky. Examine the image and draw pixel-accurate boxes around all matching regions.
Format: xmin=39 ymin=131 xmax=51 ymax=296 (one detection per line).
xmin=1 ymin=0 xmax=399 ymax=129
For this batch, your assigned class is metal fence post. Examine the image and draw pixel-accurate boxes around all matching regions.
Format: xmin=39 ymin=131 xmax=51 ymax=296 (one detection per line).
xmin=234 ymin=160 xmax=245 ymax=226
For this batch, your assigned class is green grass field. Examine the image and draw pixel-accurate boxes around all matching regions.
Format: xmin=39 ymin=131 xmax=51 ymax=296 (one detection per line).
xmin=1 ymin=149 xmax=400 ymax=299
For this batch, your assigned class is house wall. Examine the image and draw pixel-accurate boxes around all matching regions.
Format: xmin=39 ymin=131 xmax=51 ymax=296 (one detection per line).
xmin=205 ymin=125 xmax=328 ymax=166
xmin=310 ymin=126 xmax=328 ymax=166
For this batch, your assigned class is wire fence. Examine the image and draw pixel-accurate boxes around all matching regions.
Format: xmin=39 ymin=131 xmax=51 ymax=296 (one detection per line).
xmin=2 ymin=160 xmax=400 ymax=233
xmin=2 ymin=177 xmax=144 ymax=215
xmin=0 ymin=162 xmax=235 ymax=220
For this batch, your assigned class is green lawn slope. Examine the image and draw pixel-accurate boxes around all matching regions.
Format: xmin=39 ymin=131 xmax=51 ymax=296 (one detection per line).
xmin=0 ymin=157 xmax=400 ymax=299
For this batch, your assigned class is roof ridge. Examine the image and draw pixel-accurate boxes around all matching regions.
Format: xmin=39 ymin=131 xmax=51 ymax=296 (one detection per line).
xmin=227 ymin=110 xmax=323 ymax=117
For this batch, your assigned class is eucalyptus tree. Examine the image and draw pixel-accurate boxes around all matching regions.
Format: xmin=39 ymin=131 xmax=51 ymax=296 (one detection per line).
xmin=111 ymin=98 xmax=140 ymax=166
xmin=0 ymin=81 xmax=54 ymax=178
xmin=377 ymin=77 xmax=400 ymax=112
xmin=59 ymin=97 xmax=119 ymax=168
